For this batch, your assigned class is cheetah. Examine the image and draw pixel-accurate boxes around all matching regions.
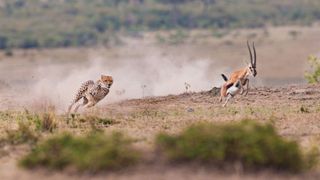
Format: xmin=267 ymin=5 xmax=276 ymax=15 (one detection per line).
xmin=67 ymin=75 xmax=113 ymax=114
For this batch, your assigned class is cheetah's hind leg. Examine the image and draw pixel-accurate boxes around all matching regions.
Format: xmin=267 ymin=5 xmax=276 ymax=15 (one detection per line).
xmin=67 ymin=96 xmax=82 ymax=115
xmin=74 ymin=97 xmax=89 ymax=113
xmin=67 ymin=102 xmax=76 ymax=115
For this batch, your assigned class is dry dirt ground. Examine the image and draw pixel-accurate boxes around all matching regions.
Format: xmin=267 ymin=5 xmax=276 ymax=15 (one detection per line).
xmin=1 ymin=84 xmax=320 ymax=179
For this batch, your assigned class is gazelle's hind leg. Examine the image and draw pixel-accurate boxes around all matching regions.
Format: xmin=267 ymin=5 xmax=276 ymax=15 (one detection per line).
xmin=222 ymin=94 xmax=232 ymax=107
xmin=219 ymin=84 xmax=228 ymax=102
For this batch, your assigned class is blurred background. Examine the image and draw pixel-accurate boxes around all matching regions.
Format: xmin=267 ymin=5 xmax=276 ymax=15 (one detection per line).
xmin=0 ymin=0 xmax=320 ymax=108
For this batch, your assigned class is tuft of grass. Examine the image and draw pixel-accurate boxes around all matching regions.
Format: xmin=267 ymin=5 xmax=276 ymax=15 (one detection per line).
xmin=212 ymin=29 xmax=229 ymax=39
xmin=156 ymin=120 xmax=316 ymax=172
xmin=3 ymin=122 xmax=38 ymax=145
xmin=72 ymin=115 xmax=119 ymax=130
xmin=20 ymin=131 xmax=140 ymax=172
xmin=86 ymin=116 xmax=118 ymax=128
xmin=299 ymin=105 xmax=310 ymax=113
xmin=31 ymin=113 xmax=57 ymax=133
xmin=40 ymin=113 xmax=57 ymax=132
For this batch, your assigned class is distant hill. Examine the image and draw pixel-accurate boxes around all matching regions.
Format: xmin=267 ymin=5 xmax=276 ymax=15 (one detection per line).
xmin=0 ymin=0 xmax=319 ymax=49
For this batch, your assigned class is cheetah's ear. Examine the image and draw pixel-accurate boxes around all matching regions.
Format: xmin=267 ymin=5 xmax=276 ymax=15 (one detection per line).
xmin=101 ymin=74 xmax=107 ymax=80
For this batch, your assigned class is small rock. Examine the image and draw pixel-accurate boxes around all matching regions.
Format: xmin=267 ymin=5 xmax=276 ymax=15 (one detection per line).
xmin=187 ymin=108 xmax=194 ymax=112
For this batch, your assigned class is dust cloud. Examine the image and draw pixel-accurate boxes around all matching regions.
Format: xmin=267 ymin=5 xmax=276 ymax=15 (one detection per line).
xmin=0 ymin=51 xmax=225 ymax=112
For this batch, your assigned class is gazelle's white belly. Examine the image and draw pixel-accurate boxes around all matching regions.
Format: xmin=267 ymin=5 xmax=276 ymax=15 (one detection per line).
xmin=227 ymin=85 xmax=240 ymax=96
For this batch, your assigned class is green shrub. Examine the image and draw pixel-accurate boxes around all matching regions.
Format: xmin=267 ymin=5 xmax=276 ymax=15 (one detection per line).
xmin=20 ymin=131 xmax=140 ymax=172
xmin=19 ymin=38 xmax=39 ymax=49
xmin=4 ymin=48 xmax=13 ymax=56
xmin=156 ymin=120 xmax=315 ymax=172
xmin=305 ymin=55 xmax=320 ymax=84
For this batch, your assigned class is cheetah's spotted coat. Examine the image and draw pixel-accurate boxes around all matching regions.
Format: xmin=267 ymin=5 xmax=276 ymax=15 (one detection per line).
xmin=67 ymin=75 xmax=113 ymax=113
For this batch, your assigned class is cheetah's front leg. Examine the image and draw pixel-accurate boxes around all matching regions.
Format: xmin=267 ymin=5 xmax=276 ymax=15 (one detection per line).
xmin=84 ymin=93 xmax=97 ymax=108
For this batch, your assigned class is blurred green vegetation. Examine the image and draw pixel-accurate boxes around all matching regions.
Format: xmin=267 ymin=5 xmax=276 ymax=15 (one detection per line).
xmin=1 ymin=121 xmax=39 ymax=145
xmin=0 ymin=0 xmax=320 ymax=49
xmin=305 ymin=55 xmax=320 ymax=84
xmin=20 ymin=131 xmax=140 ymax=172
xmin=156 ymin=120 xmax=317 ymax=172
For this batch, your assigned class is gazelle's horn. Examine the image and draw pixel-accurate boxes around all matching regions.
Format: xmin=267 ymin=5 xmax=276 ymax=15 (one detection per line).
xmin=247 ymin=41 xmax=253 ymax=66
xmin=253 ymin=42 xmax=257 ymax=68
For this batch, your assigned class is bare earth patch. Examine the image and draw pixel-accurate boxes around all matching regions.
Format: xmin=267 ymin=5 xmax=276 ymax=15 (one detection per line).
xmin=1 ymin=84 xmax=320 ymax=179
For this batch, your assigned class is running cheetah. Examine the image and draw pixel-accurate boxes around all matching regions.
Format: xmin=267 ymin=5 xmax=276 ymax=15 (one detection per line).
xmin=67 ymin=75 xmax=113 ymax=114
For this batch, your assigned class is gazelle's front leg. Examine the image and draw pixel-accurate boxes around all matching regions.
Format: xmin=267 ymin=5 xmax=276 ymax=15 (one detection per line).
xmin=244 ymin=79 xmax=249 ymax=96
xmin=219 ymin=84 xmax=228 ymax=102
xmin=238 ymin=80 xmax=244 ymax=95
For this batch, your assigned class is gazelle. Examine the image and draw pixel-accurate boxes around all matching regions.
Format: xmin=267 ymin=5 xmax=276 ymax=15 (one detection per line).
xmin=219 ymin=41 xmax=257 ymax=106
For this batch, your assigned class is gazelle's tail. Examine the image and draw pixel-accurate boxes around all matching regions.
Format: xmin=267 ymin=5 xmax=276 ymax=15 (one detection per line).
xmin=221 ymin=74 xmax=228 ymax=82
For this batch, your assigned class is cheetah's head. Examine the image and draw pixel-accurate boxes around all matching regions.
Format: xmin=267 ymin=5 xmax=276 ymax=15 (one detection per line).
xmin=100 ymin=75 xmax=113 ymax=88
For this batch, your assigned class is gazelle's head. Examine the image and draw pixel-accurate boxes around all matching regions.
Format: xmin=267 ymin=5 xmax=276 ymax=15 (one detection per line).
xmin=246 ymin=41 xmax=257 ymax=77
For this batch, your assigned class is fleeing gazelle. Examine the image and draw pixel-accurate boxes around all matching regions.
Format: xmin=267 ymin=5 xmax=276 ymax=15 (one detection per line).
xmin=219 ymin=41 xmax=257 ymax=106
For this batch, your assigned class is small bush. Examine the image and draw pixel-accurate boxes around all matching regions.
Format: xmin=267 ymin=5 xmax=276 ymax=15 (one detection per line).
xmin=20 ymin=131 xmax=140 ymax=172
xmin=27 ymin=112 xmax=57 ymax=133
xmin=4 ymin=122 xmax=38 ymax=145
xmin=288 ymin=30 xmax=301 ymax=40
xmin=156 ymin=120 xmax=315 ymax=172
xmin=69 ymin=115 xmax=118 ymax=130
xmin=168 ymin=29 xmax=189 ymax=45
xmin=4 ymin=48 xmax=13 ymax=56
xmin=305 ymin=55 xmax=320 ymax=84
xmin=212 ymin=29 xmax=229 ymax=39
